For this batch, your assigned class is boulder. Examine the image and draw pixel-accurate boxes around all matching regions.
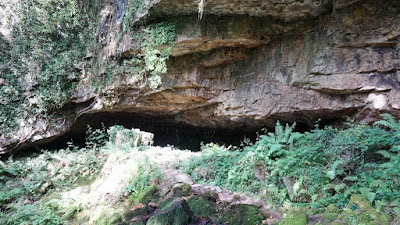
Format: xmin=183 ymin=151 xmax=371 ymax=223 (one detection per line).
xmin=279 ymin=211 xmax=307 ymax=225
xmin=218 ymin=204 xmax=265 ymax=225
xmin=172 ymin=183 xmax=192 ymax=197
xmin=146 ymin=199 xmax=193 ymax=225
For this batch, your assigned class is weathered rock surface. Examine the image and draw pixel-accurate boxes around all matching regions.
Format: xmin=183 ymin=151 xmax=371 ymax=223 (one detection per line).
xmin=104 ymin=0 xmax=400 ymax=128
xmin=1 ymin=0 xmax=400 ymax=154
xmin=153 ymin=0 xmax=350 ymax=22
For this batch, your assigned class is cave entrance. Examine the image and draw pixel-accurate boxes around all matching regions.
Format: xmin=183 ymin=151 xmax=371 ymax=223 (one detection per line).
xmin=42 ymin=112 xmax=259 ymax=152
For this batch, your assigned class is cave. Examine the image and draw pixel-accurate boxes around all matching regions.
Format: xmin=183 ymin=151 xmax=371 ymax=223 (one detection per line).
xmin=25 ymin=109 xmax=347 ymax=154
xmin=12 ymin=106 xmax=356 ymax=156
xmin=34 ymin=112 xmax=262 ymax=152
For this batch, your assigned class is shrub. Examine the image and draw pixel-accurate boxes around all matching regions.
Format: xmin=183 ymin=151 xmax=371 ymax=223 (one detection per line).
xmin=182 ymin=114 xmax=400 ymax=218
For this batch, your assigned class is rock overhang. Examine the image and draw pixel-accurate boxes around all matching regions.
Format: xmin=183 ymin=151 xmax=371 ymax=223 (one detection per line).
xmin=1 ymin=0 xmax=400 ymax=155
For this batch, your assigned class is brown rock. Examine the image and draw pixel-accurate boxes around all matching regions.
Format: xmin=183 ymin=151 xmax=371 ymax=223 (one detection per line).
xmin=1 ymin=0 xmax=400 ymax=154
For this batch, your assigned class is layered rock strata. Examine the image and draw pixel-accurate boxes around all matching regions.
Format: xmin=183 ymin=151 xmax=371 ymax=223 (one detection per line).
xmin=1 ymin=0 xmax=400 ymax=154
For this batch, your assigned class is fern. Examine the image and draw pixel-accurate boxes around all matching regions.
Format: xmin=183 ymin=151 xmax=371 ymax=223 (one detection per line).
xmin=374 ymin=113 xmax=399 ymax=130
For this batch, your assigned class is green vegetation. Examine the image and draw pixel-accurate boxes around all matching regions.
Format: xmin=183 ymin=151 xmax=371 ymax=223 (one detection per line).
xmin=1 ymin=115 xmax=399 ymax=224
xmin=186 ymin=196 xmax=217 ymax=218
xmin=146 ymin=200 xmax=191 ymax=225
xmin=0 ymin=138 xmax=107 ymax=224
xmin=122 ymin=157 xmax=163 ymax=201
xmin=0 ymin=0 xmax=103 ymax=134
xmin=182 ymin=114 xmax=400 ymax=221
xmin=0 ymin=125 xmax=153 ymax=224
xmin=100 ymin=21 xmax=176 ymax=92
xmin=172 ymin=183 xmax=192 ymax=197
xmin=131 ymin=185 xmax=160 ymax=205
xmin=279 ymin=211 xmax=307 ymax=225
xmin=122 ymin=0 xmax=147 ymax=33
xmin=218 ymin=204 xmax=265 ymax=225
xmin=0 ymin=0 xmax=176 ymax=135
xmin=94 ymin=208 xmax=124 ymax=225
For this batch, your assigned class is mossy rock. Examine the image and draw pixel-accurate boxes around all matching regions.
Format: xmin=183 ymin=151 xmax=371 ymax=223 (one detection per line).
xmin=94 ymin=209 xmax=123 ymax=225
xmin=186 ymin=196 xmax=217 ymax=218
xmin=172 ymin=183 xmax=192 ymax=197
xmin=348 ymin=195 xmax=374 ymax=210
xmin=147 ymin=199 xmax=193 ymax=225
xmin=158 ymin=197 xmax=182 ymax=210
xmin=201 ymin=191 xmax=218 ymax=202
xmin=125 ymin=204 xmax=148 ymax=220
xmin=326 ymin=204 xmax=341 ymax=214
xmin=219 ymin=204 xmax=265 ymax=225
xmin=129 ymin=222 xmax=146 ymax=225
xmin=279 ymin=211 xmax=307 ymax=225
xmin=133 ymin=185 xmax=159 ymax=205
xmin=344 ymin=195 xmax=390 ymax=225
xmin=321 ymin=212 xmax=339 ymax=222
xmin=321 ymin=204 xmax=341 ymax=222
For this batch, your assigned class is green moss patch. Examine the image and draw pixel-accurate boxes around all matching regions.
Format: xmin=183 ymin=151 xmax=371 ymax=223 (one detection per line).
xmin=343 ymin=195 xmax=390 ymax=225
xmin=321 ymin=204 xmax=341 ymax=222
xmin=219 ymin=204 xmax=265 ymax=225
xmin=158 ymin=197 xmax=182 ymax=210
xmin=132 ymin=185 xmax=159 ymax=205
xmin=201 ymin=191 xmax=219 ymax=202
xmin=94 ymin=209 xmax=123 ymax=225
xmin=172 ymin=183 xmax=192 ymax=197
xmin=147 ymin=200 xmax=192 ymax=225
xmin=186 ymin=196 xmax=217 ymax=218
xmin=279 ymin=211 xmax=307 ymax=225
xmin=125 ymin=204 xmax=148 ymax=220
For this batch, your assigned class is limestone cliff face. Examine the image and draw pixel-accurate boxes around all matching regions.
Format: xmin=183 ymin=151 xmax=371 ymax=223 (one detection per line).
xmin=1 ymin=0 xmax=400 ymax=154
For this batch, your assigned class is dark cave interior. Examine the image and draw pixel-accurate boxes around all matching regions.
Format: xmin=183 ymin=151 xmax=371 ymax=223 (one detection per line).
xmin=22 ymin=110 xmax=348 ymax=155
xmin=35 ymin=112 xmax=261 ymax=152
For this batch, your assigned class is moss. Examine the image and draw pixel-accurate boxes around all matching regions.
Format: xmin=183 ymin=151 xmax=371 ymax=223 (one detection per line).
xmin=322 ymin=212 xmax=339 ymax=222
xmin=129 ymin=222 xmax=145 ymax=225
xmin=345 ymin=195 xmax=390 ymax=225
xmin=158 ymin=197 xmax=181 ymax=210
xmin=321 ymin=204 xmax=341 ymax=222
xmin=219 ymin=204 xmax=265 ymax=225
xmin=146 ymin=200 xmax=191 ymax=225
xmin=326 ymin=204 xmax=341 ymax=213
xmin=201 ymin=191 xmax=218 ymax=202
xmin=186 ymin=196 xmax=216 ymax=217
xmin=279 ymin=211 xmax=307 ymax=225
xmin=125 ymin=204 xmax=148 ymax=219
xmin=94 ymin=209 xmax=123 ymax=225
xmin=133 ymin=185 xmax=159 ymax=205
xmin=172 ymin=183 xmax=192 ymax=197
xmin=348 ymin=195 xmax=374 ymax=210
